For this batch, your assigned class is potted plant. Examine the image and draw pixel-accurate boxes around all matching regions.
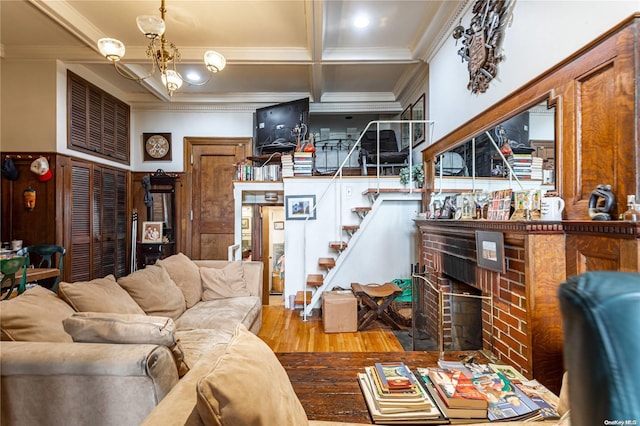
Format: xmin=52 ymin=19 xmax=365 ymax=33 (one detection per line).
xmin=399 ymin=164 xmax=424 ymax=188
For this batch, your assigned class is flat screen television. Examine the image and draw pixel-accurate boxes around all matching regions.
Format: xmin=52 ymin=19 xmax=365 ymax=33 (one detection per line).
xmin=254 ymin=97 xmax=309 ymax=155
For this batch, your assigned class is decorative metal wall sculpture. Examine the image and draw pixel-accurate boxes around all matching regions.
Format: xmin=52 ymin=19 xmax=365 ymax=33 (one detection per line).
xmin=453 ymin=0 xmax=516 ymax=94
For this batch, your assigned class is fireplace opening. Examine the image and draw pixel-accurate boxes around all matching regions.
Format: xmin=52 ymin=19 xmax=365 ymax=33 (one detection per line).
xmin=412 ymin=267 xmax=486 ymax=352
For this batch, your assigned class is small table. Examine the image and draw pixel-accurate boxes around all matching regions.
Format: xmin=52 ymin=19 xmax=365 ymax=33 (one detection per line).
xmin=16 ymin=268 xmax=60 ymax=282
xmin=278 ymin=350 xmax=493 ymax=424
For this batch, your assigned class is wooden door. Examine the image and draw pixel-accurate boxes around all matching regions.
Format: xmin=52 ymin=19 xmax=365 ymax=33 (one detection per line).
xmin=185 ymin=138 xmax=250 ymax=260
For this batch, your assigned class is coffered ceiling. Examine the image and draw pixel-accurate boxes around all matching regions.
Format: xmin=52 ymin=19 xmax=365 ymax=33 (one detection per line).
xmin=1 ymin=0 xmax=465 ymax=113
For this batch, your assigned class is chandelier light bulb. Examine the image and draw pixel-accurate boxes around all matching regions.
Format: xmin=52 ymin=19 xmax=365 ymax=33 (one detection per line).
xmin=161 ymin=69 xmax=183 ymax=95
xmin=136 ymin=15 xmax=166 ymax=39
xmin=97 ymin=38 xmax=125 ymax=61
xmin=204 ymin=50 xmax=226 ymax=73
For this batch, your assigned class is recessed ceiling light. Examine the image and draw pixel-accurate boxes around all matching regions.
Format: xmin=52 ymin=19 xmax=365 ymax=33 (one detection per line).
xmin=186 ymin=71 xmax=201 ymax=82
xmin=353 ymin=15 xmax=370 ymax=29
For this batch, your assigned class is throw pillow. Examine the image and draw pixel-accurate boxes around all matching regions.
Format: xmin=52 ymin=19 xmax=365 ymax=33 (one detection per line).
xmin=62 ymin=312 xmax=189 ymax=377
xmin=58 ymin=275 xmax=145 ymax=315
xmin=62 ymin=312 xmax=177 ymax=346
xmin=196 ymin=324 xmax=308 ymax=426
xmin=157 ymin=253 xmax=202 ymax=308
xmin=0 ymin=285 xmax=75 ymax=342
xmin=200 ymin=262 xmax=250 ymax=300
xmin=118 ymin=265 xmax=186 ymax=320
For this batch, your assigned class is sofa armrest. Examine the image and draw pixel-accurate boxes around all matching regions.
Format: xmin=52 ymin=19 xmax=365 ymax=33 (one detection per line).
xmin=193 ymin=260 xmax=263 ymax=299
xmin=1 ymin=341 xmax=179 ymax=426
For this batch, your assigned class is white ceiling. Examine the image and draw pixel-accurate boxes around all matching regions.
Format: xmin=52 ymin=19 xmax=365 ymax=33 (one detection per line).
xmin=1 ymin=0 xmax=465 ymax=114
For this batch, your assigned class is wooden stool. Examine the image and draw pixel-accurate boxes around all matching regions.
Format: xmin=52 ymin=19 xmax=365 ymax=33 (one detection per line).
xmin=351 ymin=282 xmax=403 ymax=331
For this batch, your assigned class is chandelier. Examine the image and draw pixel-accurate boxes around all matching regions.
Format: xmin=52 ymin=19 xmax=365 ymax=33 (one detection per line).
xmin=97 ymin=0 xmax=226 ymax=96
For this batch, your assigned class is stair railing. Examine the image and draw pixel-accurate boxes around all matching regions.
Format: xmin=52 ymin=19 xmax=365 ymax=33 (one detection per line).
xmin=299 ymin=119 xmax=435 ymax=319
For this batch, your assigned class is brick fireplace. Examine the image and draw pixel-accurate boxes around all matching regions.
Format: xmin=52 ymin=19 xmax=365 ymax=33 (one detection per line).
xmin=414 ymin=219 xmax=567 ymax=393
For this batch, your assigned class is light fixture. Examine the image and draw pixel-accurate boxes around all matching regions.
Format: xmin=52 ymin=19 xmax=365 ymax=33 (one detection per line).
xmin=97 ymin=0 xmax=225 ymax=96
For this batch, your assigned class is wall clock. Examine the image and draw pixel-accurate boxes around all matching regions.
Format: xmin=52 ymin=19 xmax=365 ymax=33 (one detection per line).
xmin=453 ymin=0 xmax=516 ymax=94
xmin=143 ymin=133 xmax=172 ymax=161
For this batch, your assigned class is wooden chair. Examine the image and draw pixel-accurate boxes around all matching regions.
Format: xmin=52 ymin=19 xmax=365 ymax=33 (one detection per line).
xmin=1 ymin=256 xmax=28 ymax=300
xmin=351 ymin=282 xmax=403 ymax=331
xmin=16 ymin=245 xmax=66 ymax=293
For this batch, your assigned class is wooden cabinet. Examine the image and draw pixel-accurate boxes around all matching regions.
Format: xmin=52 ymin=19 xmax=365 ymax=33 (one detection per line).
xmin=67 ymin=159 xmax=129 ymax=281
xmin=68 ymin=71 xmax=130 ymax=165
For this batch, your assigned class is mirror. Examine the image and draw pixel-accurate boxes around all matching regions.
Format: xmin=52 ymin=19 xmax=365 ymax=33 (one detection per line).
xmin=426 ymin=101 xmax=556 ymax=220
xmin=434 ymin=101 xmax=556 ymax=188
xmin=147 ymin=173 xmax=177 ymax=243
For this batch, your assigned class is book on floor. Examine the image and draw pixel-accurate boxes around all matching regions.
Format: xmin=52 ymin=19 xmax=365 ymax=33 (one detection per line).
xmin=426 ymin=367 xmax=489 ymax=410
xmin=470 ymin=372 xmax=541 ymax=421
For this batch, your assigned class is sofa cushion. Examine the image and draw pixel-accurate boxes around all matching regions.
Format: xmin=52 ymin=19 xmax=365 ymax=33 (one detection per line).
xmin=157 ymin=253 xmax=203 ymax=309
xmin=58 ymin=275 xmax=146 ymax=314
xmin=196 ymin=324 xmax=308 ymax=426
xmin=200 ymin=262 xmax=250 ymax=300
xmin=175 ymin=296 xmax=261 ymax=334
xmin=0 ymin=285 xmax=75 ymax=342
xmin=118 ymin=265 xmax=186 ymax=320
xmin=62 ymin=311 xmax=189 ymax=377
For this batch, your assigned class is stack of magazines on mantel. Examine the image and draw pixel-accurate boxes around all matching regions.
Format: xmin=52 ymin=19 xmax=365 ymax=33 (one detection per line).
xmin=358 ymin=359 xmax=562 ymax=424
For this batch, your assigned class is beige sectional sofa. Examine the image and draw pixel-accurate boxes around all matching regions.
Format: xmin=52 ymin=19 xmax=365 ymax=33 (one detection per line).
xmin=0 ymin=254 xmax=264 ymax=426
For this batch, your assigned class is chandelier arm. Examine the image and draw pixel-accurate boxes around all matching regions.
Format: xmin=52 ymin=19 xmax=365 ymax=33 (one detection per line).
xmin=111 ymin=61 xmax=157 ymax=82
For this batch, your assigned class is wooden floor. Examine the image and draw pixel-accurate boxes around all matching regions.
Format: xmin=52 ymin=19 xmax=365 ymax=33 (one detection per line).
xmin=257 ymin=302 xmax=405 ymax=352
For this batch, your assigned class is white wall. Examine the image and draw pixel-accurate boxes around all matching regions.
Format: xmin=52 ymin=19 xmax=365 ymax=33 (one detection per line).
xmin=428 ymin=1 xmax=639 ymax=142
xmin=132 ymin=109 xmax=254 ymax=172
xmin=282 ymin=176 xmax=421 ymax=308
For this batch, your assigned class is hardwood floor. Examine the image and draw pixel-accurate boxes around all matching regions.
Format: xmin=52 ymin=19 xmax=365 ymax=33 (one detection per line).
xmin=257 ymin=304 xmax=405 ymax=352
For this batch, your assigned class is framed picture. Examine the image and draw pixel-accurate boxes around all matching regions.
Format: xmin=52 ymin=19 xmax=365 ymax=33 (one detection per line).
xmin=274 ymin=221 xmax=284 ymax=230
xmin=400 ymin=105 xmax=411 ymax=149
xmin=241 ymin=218 xmax=250 ymax=229
xmin=411 ymin=94 xmax=425 ymax=147
xmin=475 ymin=230 xmax=505 ymax=273
xmin=285 ymin=195 xmax=316 ymax=220
xmin=142 ymin=221 xmax=163 ymax=244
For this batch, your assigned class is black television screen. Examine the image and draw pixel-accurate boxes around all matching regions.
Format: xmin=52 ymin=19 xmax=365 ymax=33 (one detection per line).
xmin=254 ymin=97 xmax=309 ymax=155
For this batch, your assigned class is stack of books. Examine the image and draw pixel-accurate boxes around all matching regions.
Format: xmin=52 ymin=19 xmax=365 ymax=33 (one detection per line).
xmin=357 ymin=362 xmax=447 ymax=424
xmin=507 ymin=154 xmax=543 ymax=180
xmin=414 ymin=361 xmax=560 ymax=423
xmin=293 ymin=151 xmax=314 ymax=176
xmin=281 ymin=153 xmax=294 ymax=178
xmin=416 ymin=365 xmax=489 ymax=423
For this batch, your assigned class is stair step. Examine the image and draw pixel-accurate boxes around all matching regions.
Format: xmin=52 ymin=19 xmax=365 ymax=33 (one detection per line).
xmin=352 ymin=206 xmax=372 ymax=213
xmin=342 ymin=224 xmax=360 ymax=231
xmin=329 ymin=241 xmax=348 ymax=250
xmin=318 ymin=257 xmax=336 ymax=268
xmin=306 ymin=274 xmax=324 ymax=287
xmin=294 ymin=291 xmax=313 ymax=305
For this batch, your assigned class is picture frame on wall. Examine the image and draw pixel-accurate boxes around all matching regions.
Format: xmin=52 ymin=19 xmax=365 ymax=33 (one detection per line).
xmin=475 ymin=230 xmax=505 ymax=273
xmin=285 ymin=195 xmax=316 ymax=220
xmin=274 ymin=221 xmax=284 ymax=230
xmin=400 ymin=105 xmax=411 ymax=149
xmin=142 ymin=221 xmax=164 ymax=244
xmin=411 ymin=94 xmax=426 ymax=147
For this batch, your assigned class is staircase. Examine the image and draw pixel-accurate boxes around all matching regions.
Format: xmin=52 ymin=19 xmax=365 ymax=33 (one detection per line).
xmin=289 ymin=119 xmax=433 ymax=318
xmin=299 ymin=186 xmax=423 ymax=317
